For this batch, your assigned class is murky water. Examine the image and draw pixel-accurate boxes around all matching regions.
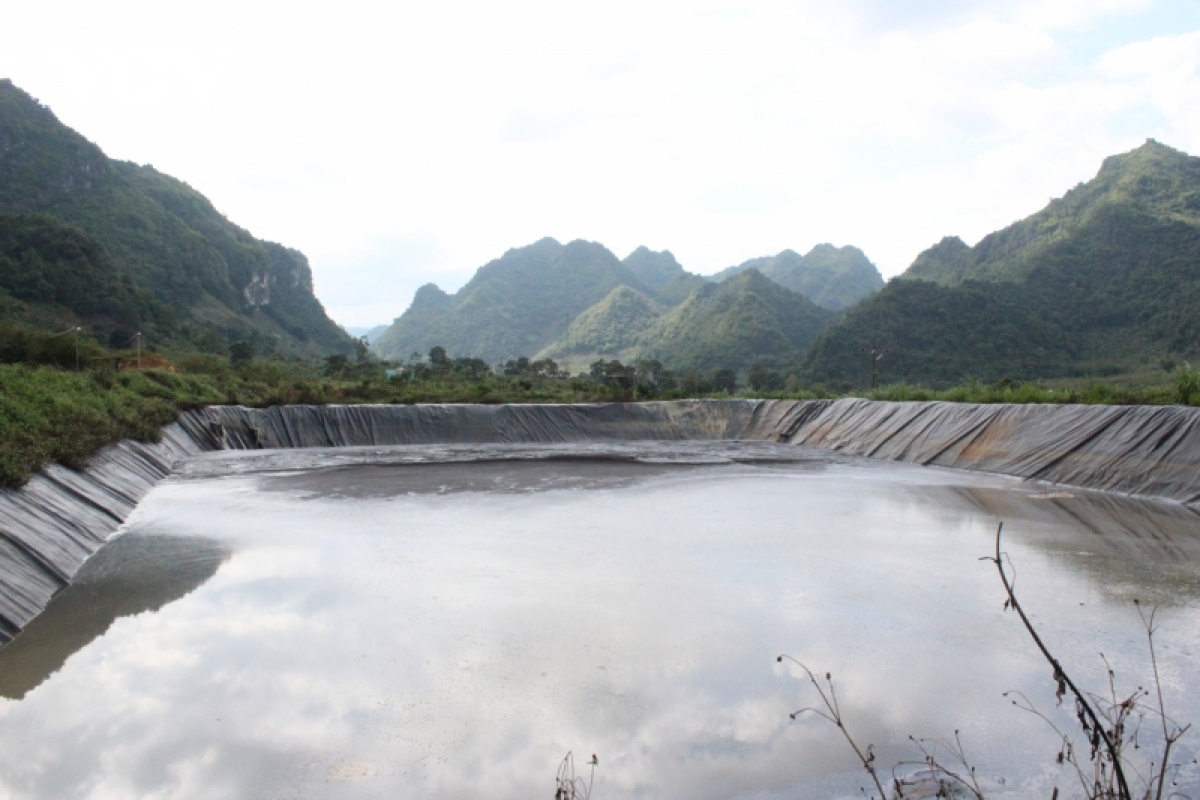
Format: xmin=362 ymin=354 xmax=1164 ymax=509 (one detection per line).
xmin=0 ymin=443 xmax=1198 ymax=799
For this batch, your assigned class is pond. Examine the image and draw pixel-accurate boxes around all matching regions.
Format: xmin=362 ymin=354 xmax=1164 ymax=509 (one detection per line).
xmin=0 ymin=442 xmax=1197 ymax=799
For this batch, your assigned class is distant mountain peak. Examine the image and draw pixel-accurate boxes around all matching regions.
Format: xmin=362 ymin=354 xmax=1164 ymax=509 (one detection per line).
xmin=904 ymin=138 xmax=1200 ymax=286
xmin=622 ymin=246 xmax=685 ymax=292
xmin=636 ymin=265 xmax=838 ymax=372
xmin=409 ymin=283 xmax=450 ymax=310
xmin=1098 ymin=138 xmax=1190 ymax=176
xmin=708 ymin=244 xmax=883 ymax=310
xmin=819 ymin=140 xmax=1200 ymax=387
xmin=374 ymin=237 xmax=644 ymax=361
xmin=538 ymin=284 xmax=662 ymax=361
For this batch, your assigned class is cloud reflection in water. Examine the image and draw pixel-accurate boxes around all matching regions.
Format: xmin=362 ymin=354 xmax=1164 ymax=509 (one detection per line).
xmin=0 ymin=453 xmax=1196 ymax=798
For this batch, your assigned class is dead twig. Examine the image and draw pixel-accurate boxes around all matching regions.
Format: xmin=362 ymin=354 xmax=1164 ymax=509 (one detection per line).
xmin=555 ymin=751 xmax=598 ymax=800
xmin=982 ymin=522 xmax=1133 ymax=799
xmin=777 ymin=655 xmax=890 ymax=799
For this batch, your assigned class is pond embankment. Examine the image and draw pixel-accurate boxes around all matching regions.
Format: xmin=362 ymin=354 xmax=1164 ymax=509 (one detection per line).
xmin=3 ymin=398 xmax=1200 ymax=641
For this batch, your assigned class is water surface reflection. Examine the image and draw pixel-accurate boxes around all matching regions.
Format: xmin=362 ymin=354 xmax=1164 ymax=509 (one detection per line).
xmin=0 ymin=448 xmax=1196 ymax=799
xmin=0 ymin=533 xmax=229 ymax=700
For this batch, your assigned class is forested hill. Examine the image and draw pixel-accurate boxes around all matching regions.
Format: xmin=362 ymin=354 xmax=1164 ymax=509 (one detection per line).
xmin=375 ymin=236 xmax=845 ymax=371
xmin=805 ymin=140 xmax=1200 ymax=387
xmin=374 ymin=238 xmax=649 ymax=362
xmin=533 ymin=268 xmax=839 ymax=374
xmin=537 ymin=285 xmax=662 ymax=363
xmin=0 ymin=79 xmax=352 ymax=357
xmin=709 ymin=244 xmax=884 ymax=309
xmin=905 ymin=140 xmax=1200 ymax=286
xmin=636 ymin=269 xmax=838 ymax=372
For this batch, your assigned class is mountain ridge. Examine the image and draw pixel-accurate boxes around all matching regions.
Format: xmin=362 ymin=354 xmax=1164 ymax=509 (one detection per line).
xmin=635 ymin=269 xmax=839 ymax=372
xmin=709 ymin=244 xmax=884 ymax=309
xmin=809 ymin=139 xmax=1200 ymax=386
xmin=373 ymin=238 xmax=652 ymax=361
xmin=0 ymin=79 xmax=352 ymax=357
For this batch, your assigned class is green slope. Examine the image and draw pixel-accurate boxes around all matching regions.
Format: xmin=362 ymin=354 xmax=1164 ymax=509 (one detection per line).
xmin=374 ymin=238 xmax=650 ymax=361
xmin=0 ymin=79 xmax=352 ymax=357
xmin=810 ymin=139 xmax=1200 ymax=386
xmin=654 ymin=272 xmax=709 ymax=307
xmin=802 ymin=279 xmax=1078 ymax=387
xmin=636 ymin=269 xmax=838 ymax=372
xmin=0 ymin=213 xmax=171 ymax=340
xmin=710 ymin=244 xmax=883 ymax=309
xmin=537 ymin=285 xmax=661 ymax=361
xmin=907 ymin=139 xmax=1200 ymax=287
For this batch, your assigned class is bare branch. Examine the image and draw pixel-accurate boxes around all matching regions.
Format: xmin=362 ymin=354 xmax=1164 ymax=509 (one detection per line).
xmin=778 ymin=655 xmax=890 ymax=799
xmin=987 ymin=522 xmax=1133 ymax=799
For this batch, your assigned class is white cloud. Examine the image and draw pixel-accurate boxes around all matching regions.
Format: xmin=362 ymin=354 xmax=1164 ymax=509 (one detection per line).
xmin=0 ymin=0 xmax=1197 ymax=325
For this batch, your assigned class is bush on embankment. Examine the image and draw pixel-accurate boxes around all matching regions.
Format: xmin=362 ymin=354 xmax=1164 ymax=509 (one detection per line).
xmin=0 ymin=365 xmax=228 ymax=488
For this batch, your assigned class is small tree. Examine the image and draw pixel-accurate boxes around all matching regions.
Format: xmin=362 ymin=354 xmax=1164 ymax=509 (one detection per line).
xmin=354 ymin=337 xmax=372 ymax=364
xmin=323 ymin=353 xmax=348 ymax=377
xmin=747 ymin=361 xmax=784 ymax=392
xmin=504 ymin=356 xmax=533 ymax=376
xmin=229 ymin=340 xmax=255 ymax=368
xmin=711 ymin=367 xmax=737 ymax=394
xmin=1174 ymin=362 xmax=1199 ymax=404
xmin=531 ymin=358 xmax=560 ymax=378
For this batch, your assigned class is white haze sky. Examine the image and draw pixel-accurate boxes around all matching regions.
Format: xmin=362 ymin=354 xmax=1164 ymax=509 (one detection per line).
xmin=3 ymin=1 xmax=1200 ymax=327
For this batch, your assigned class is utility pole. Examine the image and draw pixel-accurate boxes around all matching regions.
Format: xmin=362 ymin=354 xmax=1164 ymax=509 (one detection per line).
xmin=135 ymin=331 xmax=142 ymax=370
xmin=861 ymin=340 xmax=887 ymax=389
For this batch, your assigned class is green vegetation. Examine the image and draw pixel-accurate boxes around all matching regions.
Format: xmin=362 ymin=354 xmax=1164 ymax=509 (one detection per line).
xmin=8 ymin=79 xmax=1200 ymax=491
xmin=0 ymin=332 xmax=754 ymax=488
xmin=0 ymin=213 xmax=171 ymax=338
xmin=637 ymin=269 xmax=839 ymax=373
xmin=373 ymin=239 xmax=862 ymax=371
xmin=534 ymin=268 xmax=842 ymax=375
xmin=0 ymin=79 xmax=352 ymax=360
xmin=817 ymin=139 xmax=1200 ymax=387
xmin=861 ymin=377 xmax=1186 ymax=406
xmin=0 ymin=365 xmax=210 ymax=489
xmin=739 ymin=365 xmax=1200 ymax=406
xmin=537 ymin=285 xmax=662 ymax=364
xmin=802 ymin=278 xmax=1078 ymax=387
xmin=377 ymin=150 xmax=1200 ymax=386
xmin=653 ymin=271 xmax=709 ymax=307
xmin=7 ymin=320 xmax=1200 ymax=491
xmin=709 ymin=244 xmax=885 ymax=310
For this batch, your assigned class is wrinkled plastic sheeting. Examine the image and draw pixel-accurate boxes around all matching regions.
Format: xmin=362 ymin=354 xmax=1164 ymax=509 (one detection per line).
xmin=0 ymin=401 xmax=758 ymax=642
xmin=772 ymin=398 xmax=1200 ymax=506
xmin=0 ymin=424 xmax=206 ymax=641
xmin=178 ymin=400 xmax=762 ymax=449
xmin=8 ymin=398 xmax=1200 ymax=645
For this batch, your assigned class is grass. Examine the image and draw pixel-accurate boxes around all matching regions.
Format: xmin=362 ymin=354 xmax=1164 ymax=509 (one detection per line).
xmin=0 ymin=365 xmax=195 ymax=488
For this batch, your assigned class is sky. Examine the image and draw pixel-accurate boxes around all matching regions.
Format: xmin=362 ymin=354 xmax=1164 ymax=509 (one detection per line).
xmin=3 ymin=1 xmax=1200 ymax=328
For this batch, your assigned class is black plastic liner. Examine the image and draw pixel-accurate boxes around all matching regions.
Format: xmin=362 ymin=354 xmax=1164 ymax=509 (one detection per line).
xmin=4 ymin=398 xmax=1200 ymax=643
